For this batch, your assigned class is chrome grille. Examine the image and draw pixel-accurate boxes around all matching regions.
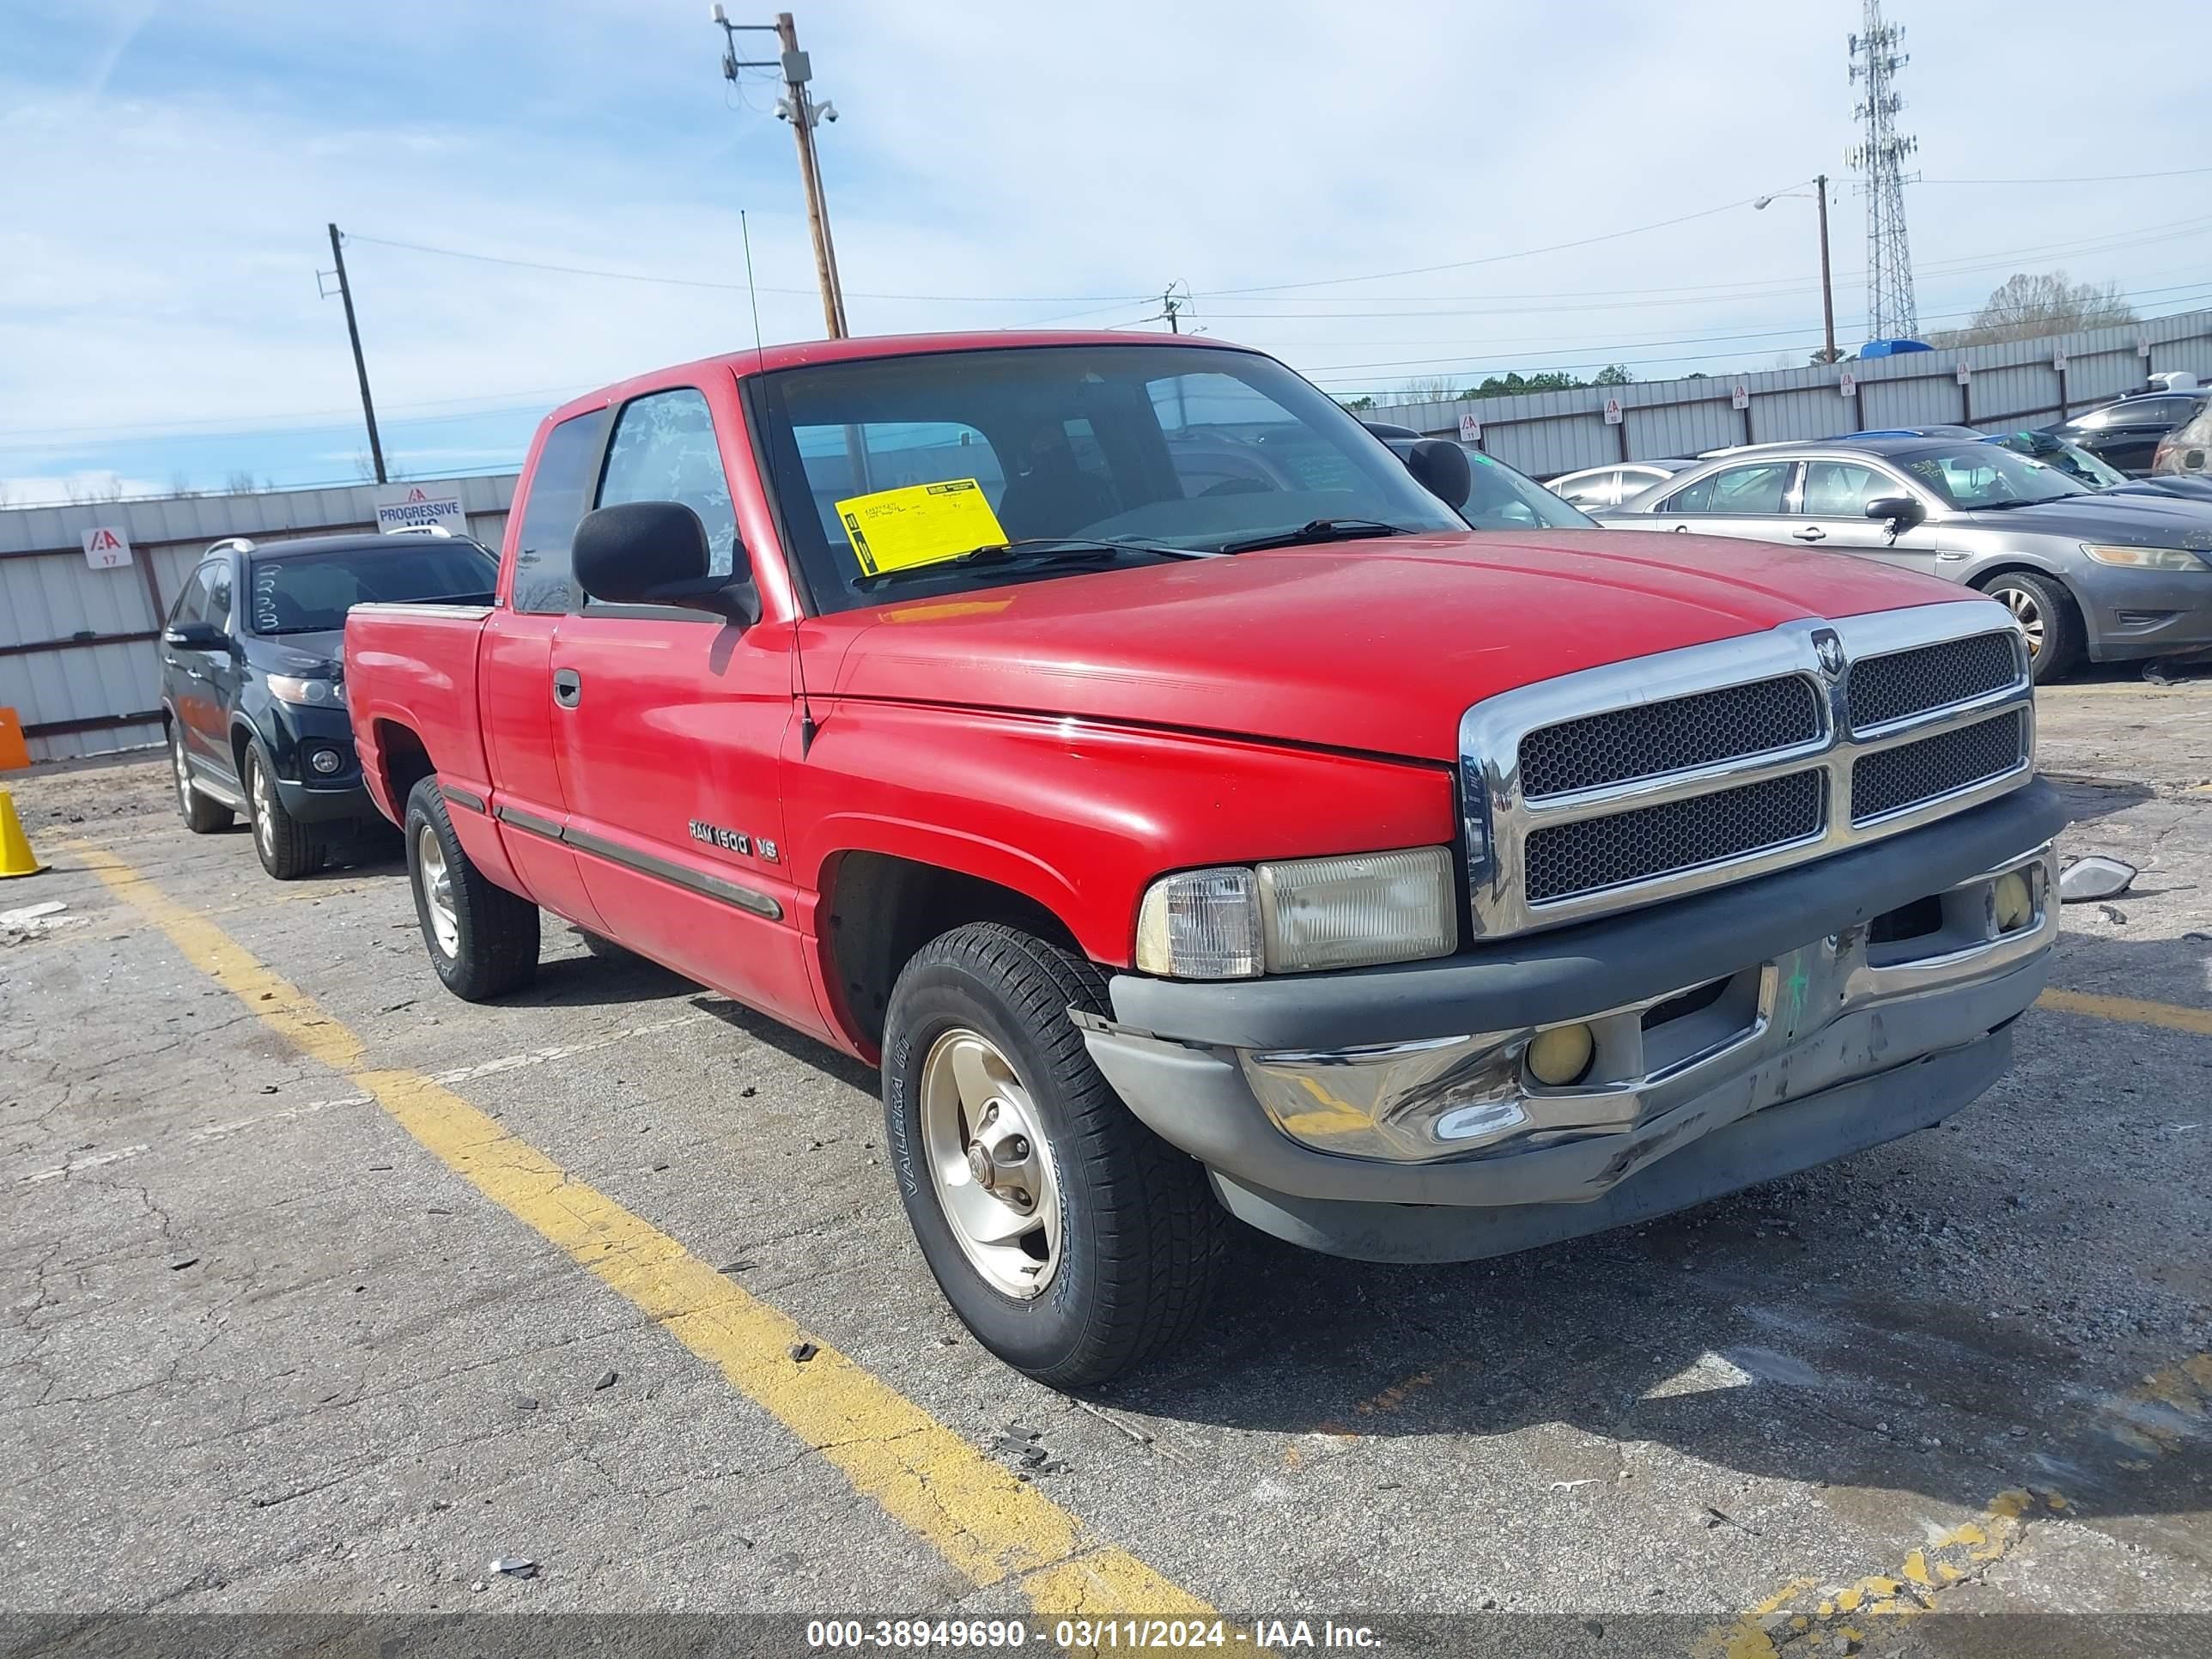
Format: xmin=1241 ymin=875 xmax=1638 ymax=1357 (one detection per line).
xmin=1461 ymin=603 xmax=2037 ymax=939
xmin=1525 ymin=770 xmax=1824 ymax=903
xmin=1846 ymin=632 xmax=2021 ymax=729
xmin=1851 ymin=710 xmax=2027 ymax=823
xmin=1518 ymin=675 xmax=1821 ymax=799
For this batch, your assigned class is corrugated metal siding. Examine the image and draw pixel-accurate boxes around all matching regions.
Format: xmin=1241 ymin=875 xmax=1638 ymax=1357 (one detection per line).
xmin=1367 ymin=308 xmax=2212 ymax=479
xmin=0 ymin=474 xmax=517 ymax=762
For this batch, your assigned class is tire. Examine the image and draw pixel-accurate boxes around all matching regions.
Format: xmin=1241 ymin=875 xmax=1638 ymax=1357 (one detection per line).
xmin=168 ymin=723 xmax=234 ymax=835
xmin=403 ymin=776 xmax=539 ymax=1001
xmin=882 ymin=923 xmax=1225 ymax=1389
xmin=1977 ymin=570 xmax=2083 ymax=683
xmin=243 ymin=742 xmax=325 ymax=880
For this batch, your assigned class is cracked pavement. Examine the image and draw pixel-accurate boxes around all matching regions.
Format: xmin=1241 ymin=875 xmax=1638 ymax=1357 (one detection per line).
xmin=2 ymin=673 xmax=2209 ymax=1653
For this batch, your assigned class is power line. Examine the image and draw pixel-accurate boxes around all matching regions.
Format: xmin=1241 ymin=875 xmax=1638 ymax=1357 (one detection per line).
xmin=346 ymin=233 xmax=1148 ymax=306
xmin=1920 ymin=164 xmax=2212 ymax=185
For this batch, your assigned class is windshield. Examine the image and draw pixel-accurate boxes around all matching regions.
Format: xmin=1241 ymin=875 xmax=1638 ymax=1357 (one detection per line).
xmin=1458 ymin=450 xmax=1595 ymax=530
xmin=1900 ymin=443 xmax=2089 ymax=510
xmin=1991 ymin=431 xmax=2128 ymax=489
xmin=247 ymin=541 xmax=498 ymax=635
xmin=752 ymin=343 xmax=1467 ymax=614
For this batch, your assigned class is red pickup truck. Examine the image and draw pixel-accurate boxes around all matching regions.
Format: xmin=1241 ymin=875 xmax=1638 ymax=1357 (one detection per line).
xmin=346 ymin=331 xmax=2063 ymax=1386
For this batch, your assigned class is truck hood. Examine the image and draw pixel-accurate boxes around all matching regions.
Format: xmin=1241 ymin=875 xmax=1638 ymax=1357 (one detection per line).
xmin=818 ymin=529 xmax=1975 ymax=763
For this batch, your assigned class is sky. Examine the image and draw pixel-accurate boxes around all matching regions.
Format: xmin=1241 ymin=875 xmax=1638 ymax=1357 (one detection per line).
xmin=3 ymin=0 xmax=2209 ymax=507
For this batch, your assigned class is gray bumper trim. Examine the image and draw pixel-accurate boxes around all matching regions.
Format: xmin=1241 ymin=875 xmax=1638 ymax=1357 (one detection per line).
xmin=1107 ymin=776 xmax=2063 ymax=1050
xmin=1208 ymin=1034 xmax=2008 ymax=1262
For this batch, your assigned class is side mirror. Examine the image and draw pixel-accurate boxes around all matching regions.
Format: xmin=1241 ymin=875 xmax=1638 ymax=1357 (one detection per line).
xmin=1864 ymin=495 xmax=1926 ymax=530
xmin=1404 ymin=438 xmax=1473 ymax=510
xmin=572 ymin=501 xmax=760 ymax=626
xmin=163 ymin=621 xmax=227 ymax=651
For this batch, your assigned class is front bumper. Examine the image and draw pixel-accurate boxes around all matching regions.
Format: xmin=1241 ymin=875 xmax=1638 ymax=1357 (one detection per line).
xmin=2074 ymin=564 xmax=2212 ymax=661
xmin=1078 ymin=785 xmax=2063 ymax=1261
xmin=264 ymin=703 xmax=374 ymax=824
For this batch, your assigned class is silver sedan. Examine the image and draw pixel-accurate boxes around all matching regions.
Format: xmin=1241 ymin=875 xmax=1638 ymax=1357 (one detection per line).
xmin=1594 ymin=434 xmax=2212 ymax=680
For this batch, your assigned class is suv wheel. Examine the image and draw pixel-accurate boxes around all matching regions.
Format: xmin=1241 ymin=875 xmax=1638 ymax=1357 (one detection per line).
xmin=404 ymin=776 xmax=539 ymax=1000
xmin=882 ymin=923 xmax=1225 ymax=1388
xmin=244 ymin=743 xmax=325 ymax=879
xmin=1978 ymin=571 xmax=2083 ymax=682
xmin=169 ymin=726 xmax=234 ymax=834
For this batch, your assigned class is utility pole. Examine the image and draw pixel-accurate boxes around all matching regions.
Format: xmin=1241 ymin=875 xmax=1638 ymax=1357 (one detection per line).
xmin=322 ymin=222 xmax=386 ymax=484
xmin=1815 ymin=173 xmax=1837 ymax=366
xmin=1162 ymin=285 xmax=1182 ymax=333
xmin=714 ymin=7 xmax=848 ymax=337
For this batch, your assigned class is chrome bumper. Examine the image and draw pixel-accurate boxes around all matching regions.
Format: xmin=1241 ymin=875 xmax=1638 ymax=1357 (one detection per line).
xmin=1078 ymin=843 xmax=2056 ymax=1212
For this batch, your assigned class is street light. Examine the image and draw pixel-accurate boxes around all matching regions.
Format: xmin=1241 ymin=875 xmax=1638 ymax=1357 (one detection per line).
xmin=1757 ymin=176 xmax=1838 ymax=365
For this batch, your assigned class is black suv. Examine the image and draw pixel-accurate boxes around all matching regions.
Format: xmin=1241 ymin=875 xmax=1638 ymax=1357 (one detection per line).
xmin=2043 ymin=387 xmax=2212 ymax=477
xmin=160 ymin=529 xmax=497 ymax=878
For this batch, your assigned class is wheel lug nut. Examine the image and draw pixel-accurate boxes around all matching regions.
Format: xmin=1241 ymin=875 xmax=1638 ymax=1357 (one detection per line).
xmin=1011 ymin=1188 xmax=1030 ymax=1208
xmin=1005 ymin=1136 xmax=1029 ymax=1159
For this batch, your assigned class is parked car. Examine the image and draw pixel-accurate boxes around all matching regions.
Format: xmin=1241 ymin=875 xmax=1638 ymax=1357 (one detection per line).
xmin=1595 ymin=434 xmax=2212 ymax=679
xmin=1544 ymin=459 xmax=1698 ymax=509
xmin=1988 ymin=425 xmax=2212 ymax=505
xmin=2042 ymin=388 xmax=2212 ymax=477
xmin=161 ymin=528 xmax=498 ymax=877
xmin=2152 ymin=402 xmax=2212 ymax=484
xmin=347 ymin=331 xmax=2059 ymax=1386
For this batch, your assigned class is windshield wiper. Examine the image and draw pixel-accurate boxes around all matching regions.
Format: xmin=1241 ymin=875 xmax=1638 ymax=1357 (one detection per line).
xmin=1971 ymin=497 xmax=2069 ymax=511
xmin=1212 ymin=519 xmax=1415 ymax=556
xmin=853 ymin=538 xmax=1206 ymax=591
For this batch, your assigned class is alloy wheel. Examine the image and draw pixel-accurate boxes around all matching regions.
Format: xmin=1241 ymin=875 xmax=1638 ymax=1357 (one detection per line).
xmin=918 ymin=1027 xmax=1063 ymax=1297
xmin=416 ymin=823 xmax=460 ymax=958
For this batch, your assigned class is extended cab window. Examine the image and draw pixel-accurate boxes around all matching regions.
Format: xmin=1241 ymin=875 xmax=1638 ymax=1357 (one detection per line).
xmin=595 ymin=387 xmax=740 ymax=588
xmin=512 ymin=408 xmax=612 ymax=614
xmin=752 ymin=343 xmax=1463 ymax=615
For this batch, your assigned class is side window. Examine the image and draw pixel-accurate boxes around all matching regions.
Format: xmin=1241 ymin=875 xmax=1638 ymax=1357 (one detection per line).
xmin=1553 ymin=471 xmax=1616 ymax=507
xmin=1799 ymin=462 xmax=1890 ymax=517
xmin=595 ymin=387 xmax=739 ymax=594
xmin=169 ymin=562 xmax=218 ymax=627
xmin=1660 ymin=474 xmax=1716 ymax=514
xmin=205 ymin=564 xmax=234 ymax=629
xmin=512 ymin=408 xmax=612 ymax=615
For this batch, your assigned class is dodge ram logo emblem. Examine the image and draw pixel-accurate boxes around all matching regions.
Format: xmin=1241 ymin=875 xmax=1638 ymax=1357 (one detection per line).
xmin=1812 ymin=629 xmax=1845 ymax=677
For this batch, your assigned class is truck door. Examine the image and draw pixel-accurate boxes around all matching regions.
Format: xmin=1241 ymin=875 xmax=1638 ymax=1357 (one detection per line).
xmin=549 ymin=383 xmax=823 ymax=1036
xmin=482 ymin=408 xmax=611 ymax=933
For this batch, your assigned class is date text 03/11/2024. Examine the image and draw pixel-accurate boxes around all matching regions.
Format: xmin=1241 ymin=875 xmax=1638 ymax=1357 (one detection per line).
xmin=803 ymin=1619 xmax=1383 ymax=1650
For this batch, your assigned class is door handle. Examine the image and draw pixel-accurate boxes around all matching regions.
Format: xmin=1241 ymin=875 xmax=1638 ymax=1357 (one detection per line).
xmin=553 ymin=668 xmax=582 ymax=709
xmin=1672 ymin=523 xmax=1691 ymax=533
xmin=1792 ymin=526 xmax=1826 ymax=542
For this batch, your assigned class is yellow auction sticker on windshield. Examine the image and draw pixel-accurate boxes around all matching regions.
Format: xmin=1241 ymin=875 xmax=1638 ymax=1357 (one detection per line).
xmin=835 ymin=479 xmax=1007 ymax=576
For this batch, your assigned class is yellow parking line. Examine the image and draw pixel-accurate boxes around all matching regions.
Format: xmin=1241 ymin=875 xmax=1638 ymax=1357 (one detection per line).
xmin=67 ymin=843 xmax=1216 ymax=1626
xmin=2037 ymin=988 xmax=2212 ymax=1037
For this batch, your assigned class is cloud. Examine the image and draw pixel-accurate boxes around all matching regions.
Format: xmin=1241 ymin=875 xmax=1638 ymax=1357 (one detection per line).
xmin=2 ymin=0 xmax=2208 ymax=495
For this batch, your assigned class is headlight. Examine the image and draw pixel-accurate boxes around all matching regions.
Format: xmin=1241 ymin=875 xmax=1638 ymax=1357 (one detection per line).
xmin=2081 ymin=543 xmax=2212 ymax=571
xmin=1135 ymin=847 xmax=1458 ymax=978
xmin=266 ymin=674 xmax=346 ymax=706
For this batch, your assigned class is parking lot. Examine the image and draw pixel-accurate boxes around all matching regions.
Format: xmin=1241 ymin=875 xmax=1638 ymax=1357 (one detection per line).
xmin=3 ymin=672 xmax=2208 ymax=1656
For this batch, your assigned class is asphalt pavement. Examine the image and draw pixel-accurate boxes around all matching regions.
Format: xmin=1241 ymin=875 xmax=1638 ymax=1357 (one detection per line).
xmin=3 ymin=672 xmax=2208 ymax=1659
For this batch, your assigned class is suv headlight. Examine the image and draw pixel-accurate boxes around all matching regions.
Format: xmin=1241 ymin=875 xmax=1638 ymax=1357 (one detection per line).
xmin=1135 ymin=847 xmax=1458 ymax=979
xmin=267 ymin=674 xmax=346 ymax=707
xmin=2081 ymin=543 xmax=2212 ymax=571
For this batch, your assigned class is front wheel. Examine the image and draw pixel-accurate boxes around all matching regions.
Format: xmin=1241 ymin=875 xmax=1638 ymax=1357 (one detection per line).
xmin=882 ymin=923 xmax=1225 ymax=1389
xmin=404 ymin=776 xmax=539 ymax=1000
xmin=244 ymin=743 xmax=325 ymax=879
xmin=1978 ymin=571 xmax=2083 ymax=683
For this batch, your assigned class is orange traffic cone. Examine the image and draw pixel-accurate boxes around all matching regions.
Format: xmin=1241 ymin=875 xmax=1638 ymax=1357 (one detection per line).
xmin=0 ymin=788 xmax=47 ymax=878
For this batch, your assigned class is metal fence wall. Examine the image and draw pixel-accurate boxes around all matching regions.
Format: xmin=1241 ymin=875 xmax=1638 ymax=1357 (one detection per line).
xmin=1372 ymin=308 xmax=2212 ymax=480
xmin=0 ymin=475 xmax=516 ymax=762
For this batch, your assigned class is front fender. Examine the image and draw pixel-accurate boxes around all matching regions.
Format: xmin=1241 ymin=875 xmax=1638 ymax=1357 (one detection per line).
xmin=781 ymin=699 xmax=1459 ymax=967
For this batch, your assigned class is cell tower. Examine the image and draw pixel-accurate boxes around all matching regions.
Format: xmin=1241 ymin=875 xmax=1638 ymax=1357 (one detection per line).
xmin=1847 ymin=0 xmax=1920 ymax=339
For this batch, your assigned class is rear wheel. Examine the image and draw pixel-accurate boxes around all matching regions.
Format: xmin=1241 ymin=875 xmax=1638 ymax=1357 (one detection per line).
xmin=169 ymin=725 xmax=233 ymax=834
xmin=882 ymin=923 xmax=1224 ymax=1389
xmin=244 ymin=743 xmax=325 ymax=879
xmin=1978 ymin=570 xmax=2083 ymax=683
xmin=404 ymin=776 xmax=539 ymax=1000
